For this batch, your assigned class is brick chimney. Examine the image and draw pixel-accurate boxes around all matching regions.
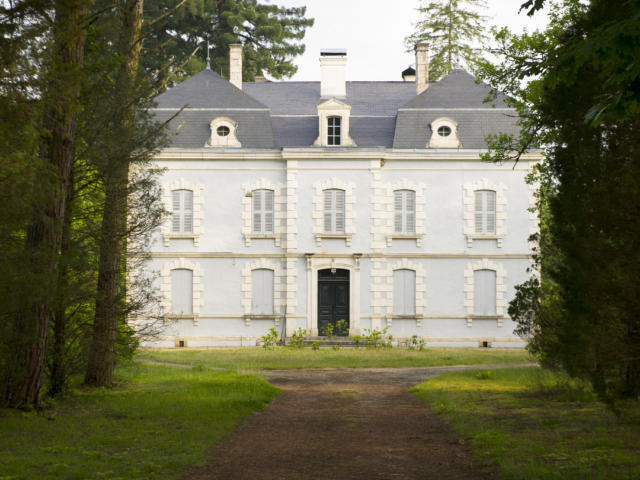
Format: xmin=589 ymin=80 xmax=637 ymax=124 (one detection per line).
xmin=415 ymin=43 xmax=429 ymax=94
xmin=229 ymin=44 xmax=243 ymax=89
xmin=320 ymin=49 xmax=347 ymax=98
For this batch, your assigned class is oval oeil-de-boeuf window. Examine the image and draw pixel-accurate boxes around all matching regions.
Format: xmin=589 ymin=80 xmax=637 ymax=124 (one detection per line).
xmin=217 ymin=125 xmax=230 ymax=136
xmin=437 ymin=125 xmax=451 ymax=137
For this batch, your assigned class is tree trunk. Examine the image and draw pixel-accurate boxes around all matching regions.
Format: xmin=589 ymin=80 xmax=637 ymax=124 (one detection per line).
xmin=0 ymin=0 xmax=92 ymax=408
xmin=85 ymin=0 xmax=144 ymax=387
xmin=49 ymin=179 xmax=74 ymax=398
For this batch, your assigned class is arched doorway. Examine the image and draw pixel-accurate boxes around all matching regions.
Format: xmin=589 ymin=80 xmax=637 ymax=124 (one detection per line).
xmin=317 ymin=268 xmax=350 ymax=336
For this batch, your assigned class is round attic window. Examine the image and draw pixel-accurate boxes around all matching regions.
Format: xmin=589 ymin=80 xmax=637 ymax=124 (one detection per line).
xmin=216 ymin=125 xmax=230 ymax=137
xmin=437 ymin=126 xmax=452 ymax=137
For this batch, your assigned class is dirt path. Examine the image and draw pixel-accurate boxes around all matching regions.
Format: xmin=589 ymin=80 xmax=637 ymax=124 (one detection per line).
xmin=183 ymin=366 xmax=507 ymax=479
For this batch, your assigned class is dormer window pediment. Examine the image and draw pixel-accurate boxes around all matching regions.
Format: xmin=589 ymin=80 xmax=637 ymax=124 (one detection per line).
xmin=428 ymin=117 xmax=461 ymax=148
xmin=313 ymin=98 xmax=356 ymax=147
xmin=206 ymin=117 xmax=241 ymax=148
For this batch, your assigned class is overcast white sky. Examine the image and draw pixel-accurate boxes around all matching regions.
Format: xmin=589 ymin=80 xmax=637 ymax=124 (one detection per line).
xmin=270 ymin=0 xmax=551 ymax=80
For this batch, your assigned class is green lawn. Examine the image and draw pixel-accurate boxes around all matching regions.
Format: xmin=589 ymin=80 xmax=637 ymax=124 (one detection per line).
xmin=411 ymin=367 xmax=640 ymax=479
xmin=137 ymin=346 xmax=534 ymax=370
xmin=0 ymin=363 xmax=278 ymax=480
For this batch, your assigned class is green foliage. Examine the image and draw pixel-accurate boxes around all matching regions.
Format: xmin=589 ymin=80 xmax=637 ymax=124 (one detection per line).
xmin=143 ymin=0 xmax=314 ymax=86
xmin=478 ymin=0 xmax=640 ymax=402
xmin=412 ymin=367 xmax=640 ymax=479
xmin=408 ymin=335 xmax=426 ymax=350
xmin=260 ymin=327 xmax=279 ymax=348
xmin=0 ymin=364 xmax=278 ymax=479
xmin=405 ymin=0 xmax=488 ymax=80
xmin=288 ymin=328 xmax=306 ymax=349
xmin=354 ymin=327 xmax=394 ymax=349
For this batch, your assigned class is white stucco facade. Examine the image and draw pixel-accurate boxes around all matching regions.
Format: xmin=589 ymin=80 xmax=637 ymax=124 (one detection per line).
xmin=141 ymin=149 xmax=539 ymax=348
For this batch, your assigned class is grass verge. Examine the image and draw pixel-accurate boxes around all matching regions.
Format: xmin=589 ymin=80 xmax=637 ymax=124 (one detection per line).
xmin=411 ymin=367 xmax=640 ymax=479
xmin=137 ymin=347 xmax=533 ymax=370
xmin=0 ymin=363 xmax=278 ymax=480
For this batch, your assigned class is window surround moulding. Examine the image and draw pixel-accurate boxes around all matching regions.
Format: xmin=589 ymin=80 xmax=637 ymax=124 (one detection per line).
xmin=240 ymin=258 xmax=285 ymax=327
xmin=313 ymin=98 xmax=356 ymax=147
xmin=463 ymin=258 xmax=507 ymax=328
xmin=160 ymin=258 xmax=204 ymax=326
xmin=373 ymin=178 xmax=426 ymax=248
xmin=369 ymin=258 xmax=426 ymax=328
xmin=206 ymin=117 xmax=241 ymax=148
xmin=463 ymin=178 xmax=507 ymax=248
xmin=241 ymin=179 xmax=286 ymax=247
xmin=312 ymin=177 xmax=356 ymax=247
xmin=428 ymin=117 xmax=462 ymax=148
xmin=162 ymin=179 xmax=204 ymax=247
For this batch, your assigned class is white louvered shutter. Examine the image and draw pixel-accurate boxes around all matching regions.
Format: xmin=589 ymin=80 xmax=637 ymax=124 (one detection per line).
xmin=264 ymin=190 xmax=274 ymax=234
xmin=172 ymin=191 xmax=181 ymax=233
xmin=172 ymin=190 xmax=193 ymax=233
xmin=475 ymin=190 xmax=496 ymax=234
xmin=324 ymin=189 xmax=345 ymax=233
xmin=324 ymin=190 xmax=333 ymax=232
xmin=393 ymin=269 xmax=416 ymax=315
xmin=394 ymin=191 xmax=403 ymax=233
xmin=252 ymin=269 xmax=274 ymax=315
xmin=335 ymin=189 xmax=345 ymax=233
xmin=183 ymin=190 xmax=193 ymax=233
xmin=485 ymin=191 xmax=496 ymax=233
xmin=474 ymin=269 xmax=496 ymax=315
xmin=171 ymin=269 xmax=193 ymax=315
xmin=253 ymin=190 xmax=263 ymax=233
xmin=394 ymin=190 xmax=416 ymax=234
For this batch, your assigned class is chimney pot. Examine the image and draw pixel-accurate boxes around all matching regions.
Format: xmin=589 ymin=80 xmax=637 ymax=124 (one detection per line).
xmin=229 ymin=44 xmax=243 ymax=89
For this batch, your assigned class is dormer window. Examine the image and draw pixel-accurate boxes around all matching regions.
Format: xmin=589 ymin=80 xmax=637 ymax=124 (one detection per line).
xmin=428 ymin=117 xmax=461 ymax=148
xmin=206 ymin=117 xmax=241 ymax=148
xmin=313 ymin=98 xmax=356 ymax=147
xmin=327 ymin=116 xmax=341 ymax=145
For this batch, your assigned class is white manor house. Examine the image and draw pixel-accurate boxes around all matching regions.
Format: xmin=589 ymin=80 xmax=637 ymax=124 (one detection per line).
xmin=141 ymin=44 xmax=539 ymax=348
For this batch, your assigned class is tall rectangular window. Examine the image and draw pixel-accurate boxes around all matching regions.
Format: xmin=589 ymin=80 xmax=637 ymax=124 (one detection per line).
xmin=323 ymin=189 xmax=345 ymax=233
xmin=252 ymin=269 xmax=274 ymax=315
xmin=171 ymin=269 xmax=193 ymax=315
xmin=474 ymin=190 xmax=496 ymax=234
xmin=474 ymin=269 xmax=496 ymax=315
xmin=252 ymin=189 xmax=274 ymax=234
xmin=394 ymin=190 xmax=416 ymax=234
xmin=393 ymin=269 xmax=416 ymax=315
xmin=327 ymin=116 xmax=341 ymax=145
xmin=172 ymin=189 xmax=193 ymax=233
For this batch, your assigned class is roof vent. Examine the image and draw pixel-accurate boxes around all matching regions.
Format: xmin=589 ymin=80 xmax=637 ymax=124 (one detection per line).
xmin=320 ymin=49 xmax=347 ymax=98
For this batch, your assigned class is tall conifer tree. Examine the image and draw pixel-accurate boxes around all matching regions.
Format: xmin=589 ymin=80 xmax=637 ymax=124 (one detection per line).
xmin=406 ymin=0 xmax=488 ymax=80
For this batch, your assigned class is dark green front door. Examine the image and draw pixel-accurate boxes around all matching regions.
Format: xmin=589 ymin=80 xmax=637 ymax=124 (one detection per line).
xmin=318 ymin=269 xmax=350 ymax=336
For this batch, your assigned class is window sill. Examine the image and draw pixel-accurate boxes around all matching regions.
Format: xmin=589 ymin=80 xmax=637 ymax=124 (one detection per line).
xmin=315 ymin=233 xmax=353 ymax=247
xmin=243 ymin=233 xmax=280 ymax=247
xmin=163 ymin=233 xmax=200 ymax=247
xmin=386 ymin=234 xmax=424 ymax=247
xmin=386 ymin=314 xmax=422 ymax=327
xmin=465 ymin=234 xmax=504 ymax=248
xmin=244 ymin=314 xmax=280 ymax=326
xmin=466 ymin=315 xmax=504 ymax=328
xmin=164 ymin=314 xmax=199 ymax=326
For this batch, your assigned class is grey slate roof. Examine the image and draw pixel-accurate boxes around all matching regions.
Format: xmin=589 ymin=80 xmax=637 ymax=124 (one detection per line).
xmin=392 ymin=109 xmax=520 ymax=150
xmin=244 ymin=81 xmax=415 ymax=116
xmin=401 ymin=69 xmax=510 ymax=109
xmin=152 ymin=109 xmax=275 ymax=149
xmin=150 ymin=67 xmax=519 ymax=150
xmin=154 ymin=69 xmax=267 ymax=109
